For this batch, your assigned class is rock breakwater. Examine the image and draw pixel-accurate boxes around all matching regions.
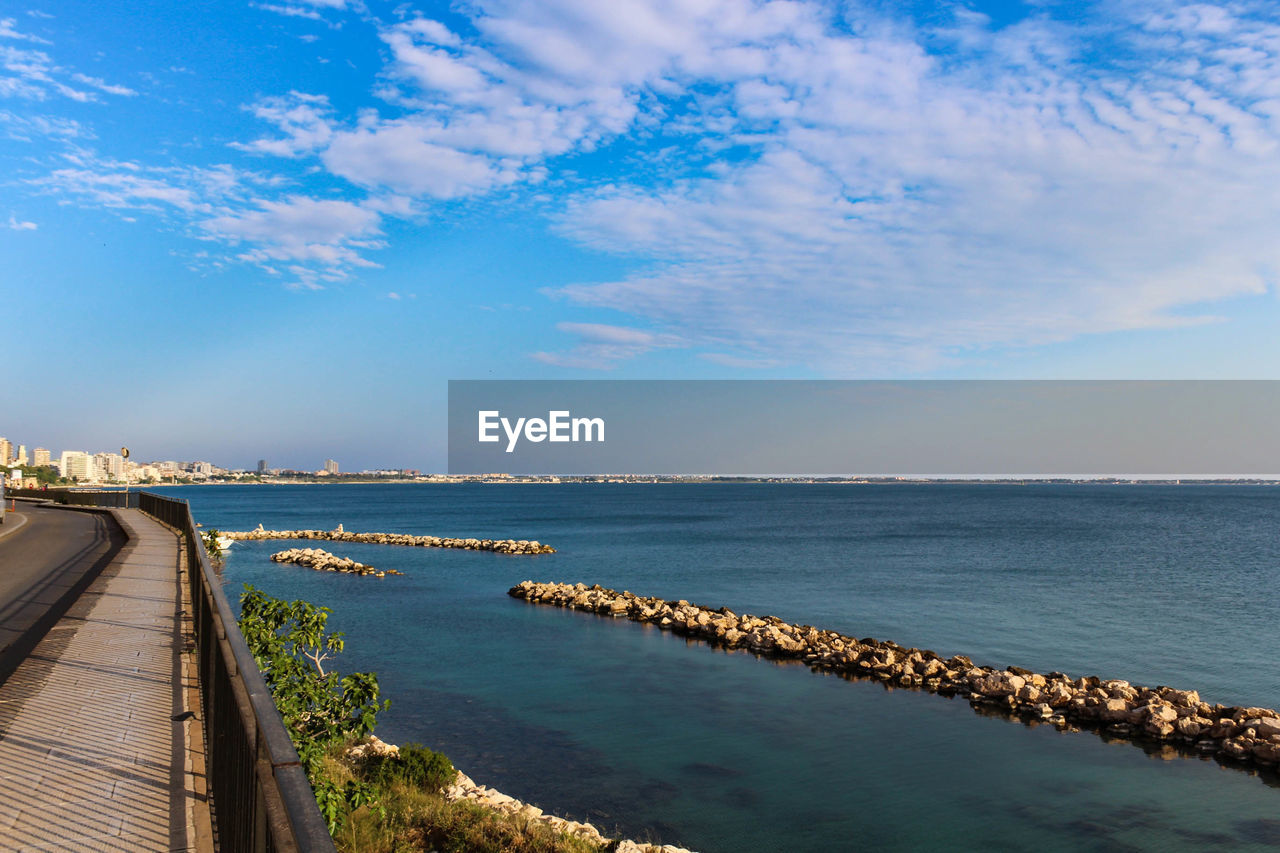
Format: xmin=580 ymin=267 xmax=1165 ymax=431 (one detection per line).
xmin=225 ymin=523 xmax=554 ymax=554
xmin=510 ymin=581 xmax=1280 ymax=772
xmin=270 ymin=547 xmax=401 ymax=578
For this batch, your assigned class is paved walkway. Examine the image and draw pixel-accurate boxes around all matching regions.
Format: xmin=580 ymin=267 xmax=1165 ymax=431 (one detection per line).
xmin=0 ymin=508 xmax=204 ymax=852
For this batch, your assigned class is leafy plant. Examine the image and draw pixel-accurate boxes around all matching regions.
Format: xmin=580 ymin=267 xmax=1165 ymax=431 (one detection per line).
xmin=365 ymin=743 xmax=455 ymax=791
xmin=238 ymin=585 xmax=390 ymax=831
xmin=201 ymin=528 xmax=223 ymax=563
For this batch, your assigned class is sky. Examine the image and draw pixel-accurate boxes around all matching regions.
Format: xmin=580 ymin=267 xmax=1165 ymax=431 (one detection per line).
xmin=3 ymin=0 xmax=1280 ymax=470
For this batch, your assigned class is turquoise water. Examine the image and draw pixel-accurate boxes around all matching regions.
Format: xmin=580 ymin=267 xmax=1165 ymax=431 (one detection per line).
xmin=177 ymin=484 xmax=1280 ymax=851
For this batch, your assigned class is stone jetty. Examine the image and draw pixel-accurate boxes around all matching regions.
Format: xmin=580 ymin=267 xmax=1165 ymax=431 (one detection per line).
xmin=224 ymin=523 xmax=554 ymax=554
xmin=345 ymin=736 xmax=695 ymax=853
xmin=510 ymin=581 xmax=1280 ymax=772
xmin=270 ymin=547 xmax=401 ymax=578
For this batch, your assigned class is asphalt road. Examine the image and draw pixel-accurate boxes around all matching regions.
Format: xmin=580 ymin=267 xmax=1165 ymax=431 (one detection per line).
xmin=0 ymin=502 xmax=126 ymax=682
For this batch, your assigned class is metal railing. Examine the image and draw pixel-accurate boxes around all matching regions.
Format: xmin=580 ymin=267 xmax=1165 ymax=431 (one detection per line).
xmin=9 ymin=488 xmax=335 ymax=853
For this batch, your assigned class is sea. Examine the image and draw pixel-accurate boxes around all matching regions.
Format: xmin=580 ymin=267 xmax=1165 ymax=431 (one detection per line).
xmin=170 ymin=483 xmax=1280 ymax=852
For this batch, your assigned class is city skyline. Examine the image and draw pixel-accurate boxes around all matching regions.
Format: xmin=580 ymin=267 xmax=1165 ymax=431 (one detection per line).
xmin=0 ymin=432 xmax=361 ymax=481
xmin=6 ymin=1 xmax=1280 ymax=469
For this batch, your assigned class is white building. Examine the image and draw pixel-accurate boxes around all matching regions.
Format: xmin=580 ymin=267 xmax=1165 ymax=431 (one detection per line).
xmin=0 ymin=438 xmax=11 ymax=464
xmin=33 ymin=448 xmax=50 ymax=467
xmin=93 ymin=453 xmax=126 ymax=481
xmin=59 ymin=451 xmax=93 ymax=481
xmin=131 ymin=465 xmax=162 ymax=483
xmin=15 ymin=445 xmax=27 ymax=466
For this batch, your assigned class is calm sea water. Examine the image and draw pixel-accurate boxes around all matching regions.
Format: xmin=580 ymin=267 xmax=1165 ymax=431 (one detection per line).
xmin=174 ymin=483 xmax=1280 ymax=852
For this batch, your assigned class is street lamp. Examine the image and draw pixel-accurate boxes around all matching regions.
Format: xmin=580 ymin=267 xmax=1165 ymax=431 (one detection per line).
xmin=121 ymin=446 xmax=130 ymax=508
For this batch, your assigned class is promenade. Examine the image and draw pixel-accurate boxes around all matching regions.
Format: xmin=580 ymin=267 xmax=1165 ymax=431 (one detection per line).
xmin=0 ymin=505 xmax=207 ymax=851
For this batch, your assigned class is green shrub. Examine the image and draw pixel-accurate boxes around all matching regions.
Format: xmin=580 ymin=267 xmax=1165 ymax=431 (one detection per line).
xmin=366 ymin=743 xmax=456 ymax=791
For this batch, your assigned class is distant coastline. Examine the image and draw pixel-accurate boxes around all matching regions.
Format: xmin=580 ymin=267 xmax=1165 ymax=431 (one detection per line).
xmin=141 ymin=476 xmax=1280 ymax=486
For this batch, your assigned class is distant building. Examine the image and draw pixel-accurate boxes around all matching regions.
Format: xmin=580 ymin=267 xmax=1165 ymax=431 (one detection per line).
xmin=59 ymin=451 xmax=93 ymax=481
xmin=0 ymin=438 xmax=11 ymax=464
xmin=257 ymin=459 xmax=268 ymax=474
xmin=15 ymin=444 xmax=27 ymax=466
xmin=93 ymin=452 xmax=126 ymax=481
xmin=33 ymin=448 xmax=50 ymax=467
xmin=133 ymin=464 xmax=161 ymax=482
xmin=324 ymin=459 xmax=339 ymax=475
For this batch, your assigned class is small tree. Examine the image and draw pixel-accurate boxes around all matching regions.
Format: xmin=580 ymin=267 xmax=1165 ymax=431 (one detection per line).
xmin=239 ymin=585 xmax=389 ymax=832
xmin=200 ymin=529 xmax=224 ymax=565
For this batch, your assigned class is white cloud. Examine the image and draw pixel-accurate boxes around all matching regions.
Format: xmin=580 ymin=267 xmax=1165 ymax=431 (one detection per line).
xmin=0 ymin=17 xmax=49 ymax=44
xmin=523 ymin=0 xmax=1280 ymax=371
xmin=0 ymin=108 xmax=87 ymax=140
xmin=27 ymin=158 xmax=379 ymax=286
xmin=37 ymin=165 xmax=206 ymax=212
xmin=204 ymin=0 xmax=1280 ymax=362
xmin=233 ymin=92 xmax=334 ymax=157
xmin=70 ymin=73 xmax=136 ymax=97
xmin=531 ymin=321 xmax=682 ymax=368
xmin=5 ymin=214 xmax=36 ymax=230
xmin=1 ymin=42 xmax=133 ymax=102
xmin=201 ymin=195 xmax=384 ymax=283
xmin=254 ymin=4 xmax=321 ymax=20
xmin=254 ymin=0 xmax=351 ymax=21
xmin=322 ymin=120 xmax=515 ymax=197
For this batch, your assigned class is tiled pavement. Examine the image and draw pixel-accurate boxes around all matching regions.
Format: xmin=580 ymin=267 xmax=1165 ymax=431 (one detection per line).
xmin=0 ymin=508 xmax=203 ymax=852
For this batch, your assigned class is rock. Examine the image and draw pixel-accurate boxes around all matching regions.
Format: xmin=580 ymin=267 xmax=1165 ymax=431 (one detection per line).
xmin=1249 ymin=717 xmax=1280 ymax=739
xmin=1174 ymin=717 xmax=1203 ymax=738
xmin=271 ymin=547 xmax=388 ymax=577
xmin=1099 ymin=698 xmax=1132 ymax=723
xmin=1222 ymin=738 xmax=1250 ymax=759
xmin=345 ymin=735 xmax=400 ymax=761
xmin=972 ymin=672 xmax=1026 ymax=698
xmin=1046 ymin=685 xmax=1075 ymax=708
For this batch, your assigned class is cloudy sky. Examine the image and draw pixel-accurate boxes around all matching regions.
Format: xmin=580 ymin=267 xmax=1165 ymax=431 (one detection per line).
xmin=4 ymin=0 xmax=1280 ymax=469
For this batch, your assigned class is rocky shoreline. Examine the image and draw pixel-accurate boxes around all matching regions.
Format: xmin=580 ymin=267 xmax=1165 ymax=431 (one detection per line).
xmin=224 ymin=523 xmax=554 ymax=554
xmin=347 ymin=736 xmax=694 ymax=853
xmin=269 ymin=547 xmax=401 ymax=578
xmin=509 ymin=581 xmax=1280 ymax=772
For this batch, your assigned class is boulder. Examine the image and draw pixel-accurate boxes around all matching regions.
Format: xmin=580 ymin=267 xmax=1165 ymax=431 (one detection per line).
xmin=1099 ymin=698 xmax=1131 ymax=722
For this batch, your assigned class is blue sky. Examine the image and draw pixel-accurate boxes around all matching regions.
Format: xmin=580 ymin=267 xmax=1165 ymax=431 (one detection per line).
xmin=3 ymin=0 xmax=1280 ymax=470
